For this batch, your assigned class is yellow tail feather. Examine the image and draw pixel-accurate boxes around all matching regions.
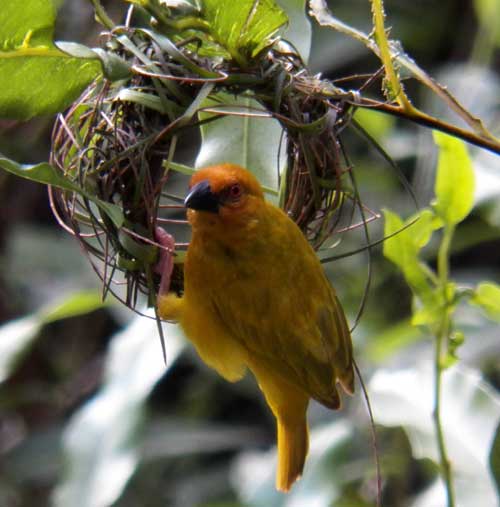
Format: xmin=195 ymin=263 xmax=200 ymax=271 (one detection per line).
xmin=276 ymin=417 xmax=309 ymax=492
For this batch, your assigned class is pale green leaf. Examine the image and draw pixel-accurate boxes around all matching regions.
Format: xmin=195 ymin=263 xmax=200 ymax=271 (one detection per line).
xmin=0 ymin=0 xmax=102 ymax=120
xmin=196 ymin=92 xmax=283 ymax=201
xmin=383 ymin=208 xmax=416 ymax=268
xmin=471 ymin=282 xmax=500 ymax=321
xmin=409 ymin=209 xmax=443 ymax=249
xmin=433 ymin=131 xmax=475 ymax=226
xmin=0 ymin=315 xmax=41 ymax=383
xmin=353 ymin=107 xmax=395 ymax=142
xmin=411 ymin=300 xmax=443 ymax=327
xmin=365 ymin=319 xmax=424 ymax=362
xmin=53 ymin=314 xmax=186 ymax=507
xmin=370 ymin=363 xmax=500 ymax=507
xmin=384 ymin=209 xmax=440 ymax=322
xmin=234 ymin=421 xmax=352 ymax=505
xmin=0 ymin=291 xmax=108 ymax=384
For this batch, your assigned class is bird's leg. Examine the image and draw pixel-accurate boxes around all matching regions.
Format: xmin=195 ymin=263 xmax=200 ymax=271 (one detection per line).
xmin=154 ymin=226 xmax=183 ymax=321
xmin=154 ymin=226 xmax=175 ymax=297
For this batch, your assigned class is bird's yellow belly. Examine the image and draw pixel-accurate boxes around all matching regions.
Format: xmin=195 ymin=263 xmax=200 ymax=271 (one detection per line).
xmin=180 ymin=291 xmax=248 ymax=382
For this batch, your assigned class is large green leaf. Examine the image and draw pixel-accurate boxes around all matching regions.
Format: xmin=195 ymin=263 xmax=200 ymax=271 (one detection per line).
xmin=201 ymin=0 xmax=287 ymax=64
xmin=370 ymin=363 xmax=500 ymax=507
xmin=53 ymin=314 xmax=186 ymax=507
xmin=196 ymin=92 xmax=283 ymax=201
xmin=433 ymin=131 xmax=475 ymax=226
xmin=0 ymin=0 xmax=102 ymax=120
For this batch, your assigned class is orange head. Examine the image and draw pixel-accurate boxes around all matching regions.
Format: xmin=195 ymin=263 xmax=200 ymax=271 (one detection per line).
xmin=185 ymin=164 xmax=266 ymax=239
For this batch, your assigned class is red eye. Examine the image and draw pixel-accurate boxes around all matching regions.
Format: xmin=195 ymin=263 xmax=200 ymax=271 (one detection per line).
xmin=229 ymin=183 xmax=242 ymax=199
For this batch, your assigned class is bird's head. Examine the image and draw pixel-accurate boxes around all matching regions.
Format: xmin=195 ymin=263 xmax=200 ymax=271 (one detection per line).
xmin=184 ymin=164 xmax=266 ymax=240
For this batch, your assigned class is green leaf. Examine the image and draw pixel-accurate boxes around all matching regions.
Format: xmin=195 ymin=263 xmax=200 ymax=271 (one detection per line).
xmin=57 ymin=43 xmax=131 ymax=82
xmin=0 ymin=155 xmax=124 ymax=228
xmin=383 ymin=207 xmax=442 ymax=264
xmin=202 ymin=0 xmax=287 ymax=65
xmin=196 ymin=92 xmax=283 ymax=201
xmin=383 ymin=209 xmax=434 ymax=299
xmin=365 ymin=319 xmax=424 ymax=362
xmin=410 ymin=209 xmax=443 ymax=249
xmin=383 ymin=209 xmax=416 ymax=266
xmin=0 ymin=0 xmax=102 ymax=120
xmin=53 ymin=314 xmax=186 ymax=507
xmin=433 ymin=131 xmax=475 ymax=226
xmin=353 ymin=107 xmax=394 ymax=142
xmin=471 ymin=282 xmax=500 ymax=321
xmin=42 ymin=290 xmax=106 ymax=324
xmin=474 ymin=0 xmax=500 ymax=46
xmin=370 ymin=363 xmax=500 ymax=507
xmin=0 ymin=156 xmax=82 ymax=191
xmin=384 ymin=209 xmax=445 ymax=326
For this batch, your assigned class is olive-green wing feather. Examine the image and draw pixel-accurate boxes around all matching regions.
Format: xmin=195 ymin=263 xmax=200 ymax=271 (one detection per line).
xmin=211 ymin=205 xmax=354 ymax=408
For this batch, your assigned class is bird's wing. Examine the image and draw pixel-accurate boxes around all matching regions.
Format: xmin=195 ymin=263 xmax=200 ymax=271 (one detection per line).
xmin=211 ymin=213 xmax=354 ymax=408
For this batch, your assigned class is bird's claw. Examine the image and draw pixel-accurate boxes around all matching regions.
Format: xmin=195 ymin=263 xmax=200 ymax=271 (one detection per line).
xmin=154 ymin=226 xmax=175 ymax=296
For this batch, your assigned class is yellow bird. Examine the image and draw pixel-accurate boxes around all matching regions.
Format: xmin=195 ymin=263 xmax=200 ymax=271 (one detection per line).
xmin=157 ymin=163 xmax=354 ymax=492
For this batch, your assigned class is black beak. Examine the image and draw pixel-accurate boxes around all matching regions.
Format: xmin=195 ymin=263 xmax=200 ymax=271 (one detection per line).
xmin=184 ymin=180 xmax=219 ymax=213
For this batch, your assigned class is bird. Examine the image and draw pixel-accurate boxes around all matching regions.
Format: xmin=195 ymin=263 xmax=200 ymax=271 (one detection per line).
xmin=156 ymin=163 xmax=354 ymax=492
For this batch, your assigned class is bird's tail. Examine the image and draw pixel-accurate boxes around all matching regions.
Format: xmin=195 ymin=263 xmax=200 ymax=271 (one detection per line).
xmin=276 ymin=417 xmax=309 ymax=492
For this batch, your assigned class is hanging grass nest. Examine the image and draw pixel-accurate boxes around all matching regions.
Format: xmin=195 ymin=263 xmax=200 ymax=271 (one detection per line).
xmin=50 ymin=0 xmax=369 ymax=314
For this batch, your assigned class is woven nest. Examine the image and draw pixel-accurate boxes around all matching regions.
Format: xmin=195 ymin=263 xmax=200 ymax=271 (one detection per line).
xmin=50 ymin=23 xmax=370 ymax=314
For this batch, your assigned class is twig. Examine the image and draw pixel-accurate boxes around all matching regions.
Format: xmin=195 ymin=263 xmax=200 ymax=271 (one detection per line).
xmin=352 ymin=98 xmax=500 ymax=156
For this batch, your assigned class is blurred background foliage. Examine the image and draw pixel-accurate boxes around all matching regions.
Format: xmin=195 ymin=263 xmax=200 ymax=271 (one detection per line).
xmin=0 ymin=0 xmax=499 ymax=506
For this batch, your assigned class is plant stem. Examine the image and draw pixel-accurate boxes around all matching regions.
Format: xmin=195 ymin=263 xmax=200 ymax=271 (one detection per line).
xmin=89 ymin=0 xmax=115 ymax=30
xmin=310 ymin=0 xmax=499 ymax=143
xmin=370 ymin=0 xmax=415 ymax=113
xmin=433 ymin=225 xmax=456 ymax=507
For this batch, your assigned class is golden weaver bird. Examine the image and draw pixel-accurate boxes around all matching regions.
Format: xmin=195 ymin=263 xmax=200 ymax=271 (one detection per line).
xmin=156 ymin=163 xmax=354 ymax=492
